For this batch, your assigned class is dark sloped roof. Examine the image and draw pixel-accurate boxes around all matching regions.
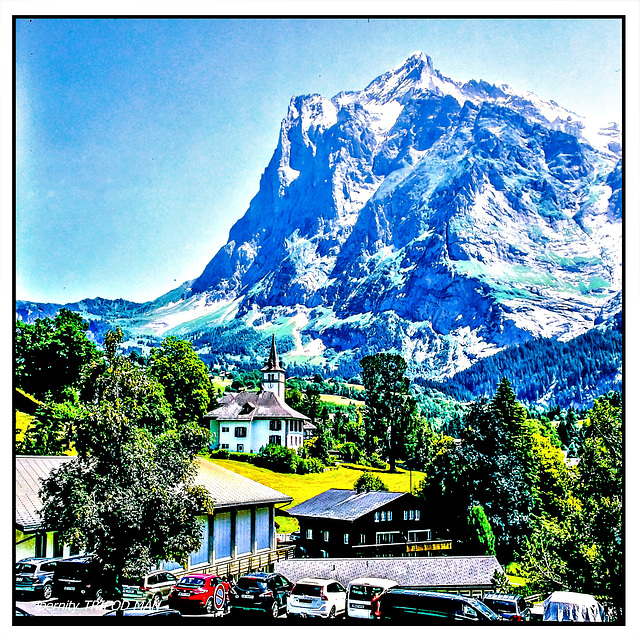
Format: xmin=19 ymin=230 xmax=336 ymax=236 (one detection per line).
xmin=286 ymin=489 xmax=408 ymax=522
xmin=206 ymin=390 xmax=309 ymax=421
xmin=274 ymin=556 xmax=503 ymax=589
xmin=261 ymin=334 xmax=285 ymax=373
xmin=16 ymin=456 xmax=292 ymax=532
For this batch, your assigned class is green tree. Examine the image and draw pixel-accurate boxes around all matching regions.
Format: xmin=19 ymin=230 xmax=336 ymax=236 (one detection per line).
xmin=17 ymin=389 xmax=85 ymax=455
xmin=360 ymin=353 xmax=416 ymax=472
xmin=149 ymin=336 xmax=215 ymax=424
xmin=15 ymin=308 xmax=101 ymax=401
xmin=40 ymin=328 xmax=213 ymax=610
xmin=468 ymin=504 xmax=496 ymax=556
xmin=353 ymin=471 xmax=389 ymax=493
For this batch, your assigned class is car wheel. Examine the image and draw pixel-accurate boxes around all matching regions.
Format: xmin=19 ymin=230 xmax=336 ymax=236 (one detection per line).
xmin=151 ymin=594 xmax=162 ymax=609
xmin=205 ymin=597 xmax=214 ymax=614
xmin=270 ymin=601 xmax=279 ymax=619
xmin=328 ymin=605 xmax=336 ymax=619
xmin=42 ymin=583 xmax=53 ymax=601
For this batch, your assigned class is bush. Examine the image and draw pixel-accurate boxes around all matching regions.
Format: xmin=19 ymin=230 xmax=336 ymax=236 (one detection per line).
xmin=257 ymin=444 xmax=300 ymax=473
xmin=210 ymin=448 xmax=230 ymax=459
xmin=297 ymin=457 xmax=325 ymax=474
xmin=367 ymin=452 xmax=387 ymax=469
xmin=354 ymin=471 xmax=389 ymax=493
xmin=341 ymin=442 xmax=365 ymax=464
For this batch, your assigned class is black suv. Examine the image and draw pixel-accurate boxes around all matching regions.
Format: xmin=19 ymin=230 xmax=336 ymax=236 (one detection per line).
xmin=482 ymin=593 xmax=531 ymax=621
xmin=15 ymin=557 xmax=61 ymax=600
xmin=230 ymin=572 xmax=293 ymax=618
xmin=52 ymin=555 xmax=112 ymax=603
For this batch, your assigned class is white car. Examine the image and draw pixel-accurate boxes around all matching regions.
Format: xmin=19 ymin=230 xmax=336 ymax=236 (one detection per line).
xmin=286 ymin=578 xmax=347 ymax=619
xmin=347 ymin=577 xmax=398 ymax=619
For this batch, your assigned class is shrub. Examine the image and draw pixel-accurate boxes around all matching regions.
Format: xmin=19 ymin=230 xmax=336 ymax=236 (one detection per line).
xmin=354 ymin=471 xmax=389 ymax=493
xmin=367 ymin=452 xmax=387 ymax=469
xmin=297 ymin=457 xmax=325 ymax=474
xmin=210 ymin=448 xmax=230 ymax=459
xmin=257 ymin=444 xmax=299 ymax=473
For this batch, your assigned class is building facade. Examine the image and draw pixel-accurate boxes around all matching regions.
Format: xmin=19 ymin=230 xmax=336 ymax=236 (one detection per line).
xmin=16 ymin=455 xmax=296 ymax=578
xmin=287 ymin=489 xmax=451 ymax=558
xmin=206 ymin=336 xmax=314 ymax=453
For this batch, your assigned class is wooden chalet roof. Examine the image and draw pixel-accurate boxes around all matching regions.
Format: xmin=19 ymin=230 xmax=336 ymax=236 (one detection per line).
xmin=205 ymin=390 xmax=310 ymax=422
xmin=275 ymin=556 xmax=503 ymax=590
xmin=286 ymin=489 xmax=413 ymax=522
xmin=16 ymin=456 xmax=292 ymax=532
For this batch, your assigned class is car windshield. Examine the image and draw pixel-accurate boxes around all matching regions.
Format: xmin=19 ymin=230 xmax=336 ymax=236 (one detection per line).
xmin=15 ymin=563 xmax=36 ymax=574
xmin=471 ymin=599 xmax=502 ymax=620
xmin=237 ymin=577 xmax=265 ymax=591
xmin=292 ymin=583 xmax=322 ymax=597
xmin=486 ymin=599 xmax=517 ymax=614
xmin=349 ymin=585 xmax=384 ymax=600
xmin=178 ymin=577 xmax=205 ymax=587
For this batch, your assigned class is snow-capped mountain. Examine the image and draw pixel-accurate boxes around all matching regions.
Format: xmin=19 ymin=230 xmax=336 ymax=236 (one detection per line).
xmin=17 ymin=53 xmax=622 ymax=379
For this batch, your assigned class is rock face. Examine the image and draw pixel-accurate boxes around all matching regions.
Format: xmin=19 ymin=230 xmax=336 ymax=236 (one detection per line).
xmin=18 ymin=53 xmax=622 ymax=379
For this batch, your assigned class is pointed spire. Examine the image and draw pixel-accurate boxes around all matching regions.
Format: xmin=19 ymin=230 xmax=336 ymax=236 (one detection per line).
xmin=261 ymin=334 xmax=285 ymax=372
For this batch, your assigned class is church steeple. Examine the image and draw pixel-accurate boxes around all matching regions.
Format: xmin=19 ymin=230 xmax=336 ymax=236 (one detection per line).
xmin=261 ymin=334 xmax=286 ymax=398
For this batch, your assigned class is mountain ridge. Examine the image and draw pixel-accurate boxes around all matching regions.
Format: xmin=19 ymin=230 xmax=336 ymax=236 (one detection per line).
xmin=16 ymin=52 xmax=622 ymax=382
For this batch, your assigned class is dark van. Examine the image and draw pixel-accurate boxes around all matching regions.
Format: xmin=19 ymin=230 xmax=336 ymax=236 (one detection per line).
xmin=52 ymin=555 xmax=111 ymax=603
xmin=372 ymin=588 xmax=503 ymax=622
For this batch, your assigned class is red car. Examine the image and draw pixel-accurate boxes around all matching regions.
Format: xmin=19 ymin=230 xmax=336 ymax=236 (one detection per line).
xmin=167 ymin=574 xmax=229 ymax=614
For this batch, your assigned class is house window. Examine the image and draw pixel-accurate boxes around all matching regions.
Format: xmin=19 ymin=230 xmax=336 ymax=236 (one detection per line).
xmin=269 ymin=420 xmax=281 ymax=431
xmin=360 ymin=533 xmax=366 ymax=544
xmin=380 ymin=511 xmax=386 ymax=522
xmin=408 ymin=509 xmax=415 ymax=520
xmin=374 ymin=512 xmax=380 ymax=522
xmin=237 ymin=444 xmax=244 ymax=452
xmin=323 ymin=531 xmax=330 ymax=542
xmin=306 ymin=529 xmax=313 ymax=540
xmin=404 ymin=510 xmax=408 ymax=520
xmin=415 ymin=509 xmax=421 ymax=521
xmin=220 ymin=444 xmax=229 ymax=450
xmin=387 ymin=510 xmax=393 ymax=521
xmin=269 ymin=435 xmax=281 ymax=445
xmin=221 ymin=426 xmax=229 ymax=432
xmin=376 ymin=532 xmax=399 ymax=544
xmin=407 ymin=529 xmax=431 ymax=542
xmin=344 ymin=533 xmax=349 ymax=545
xmin=235 ymin=427 xmax=247 ymax=438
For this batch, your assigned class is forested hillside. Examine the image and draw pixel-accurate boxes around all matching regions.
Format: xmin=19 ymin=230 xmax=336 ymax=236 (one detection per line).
xmin=419 ymin=317 xmax=621 ymax=410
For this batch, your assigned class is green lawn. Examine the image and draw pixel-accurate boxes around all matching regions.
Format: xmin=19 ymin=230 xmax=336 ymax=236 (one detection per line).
xmin=208 ymin=458 xmax=427 ymax=534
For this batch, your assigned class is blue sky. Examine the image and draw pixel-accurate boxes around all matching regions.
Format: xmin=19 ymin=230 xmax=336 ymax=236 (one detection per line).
xmin=15 ymin=17 xmax=623 ymax=304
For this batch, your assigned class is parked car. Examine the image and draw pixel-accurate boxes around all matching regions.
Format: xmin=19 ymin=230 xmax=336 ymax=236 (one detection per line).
xmin=372 ymin=588 xmax=503 ymax=622
xmin=287 ymin=578 xmax=347 ymax=619
xmin=15 ymin=557 xmax=62 ymax=600
xmin=51 ymin=555 xmax=112 ymax=603
xmin=229 ymin=572 xmax=292 ymax=618
xmin=15 ymin=606 xmax=32 ymax=617
xmin=482 ymin=593 xmax=531 ymax=621
xmin=167 ymin=574 xmax=229 ymax=614
xmin=122 ymin=570 xmax=178 ymax=608
xmin=347 ymin=578 xmax=398 ymax=619
xmin=104 ymin=609 xmax=182 ymax=617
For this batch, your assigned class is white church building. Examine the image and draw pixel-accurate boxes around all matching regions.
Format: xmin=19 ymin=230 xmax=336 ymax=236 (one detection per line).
xmin=206 ymin=336 xmax=314 ymax=453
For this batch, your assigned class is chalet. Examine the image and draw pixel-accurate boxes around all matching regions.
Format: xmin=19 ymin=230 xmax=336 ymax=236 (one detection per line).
xmin=286 ymin=488 xmax=451 ymax=558
xmin=206 ymin=336 xmax=314 ymax=453
xmin=275 ymin=556 xmax=504 ymax=599
xmin=16 ymin=455 xmax=296 ymax=578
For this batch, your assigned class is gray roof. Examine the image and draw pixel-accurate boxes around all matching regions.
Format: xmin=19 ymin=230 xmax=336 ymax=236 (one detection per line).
xmin=194 ymin=456 xmax=292 ymax=508
xmin=16 ymin=456 xmax=292 ymax=531
xmin=274 ymin=556 xmax=503 ymax=589
xmin=16 ymin=456 xmax=70 ymax=532
xmin=286 ymin=489 xmax=408 ymax=522
xmin=206 ymin=390 xmax=309 ymax=422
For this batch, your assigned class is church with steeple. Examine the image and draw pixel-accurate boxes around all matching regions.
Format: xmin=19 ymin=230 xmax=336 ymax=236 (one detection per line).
xmin=206 ymin=336 xmax=314 ymax=453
